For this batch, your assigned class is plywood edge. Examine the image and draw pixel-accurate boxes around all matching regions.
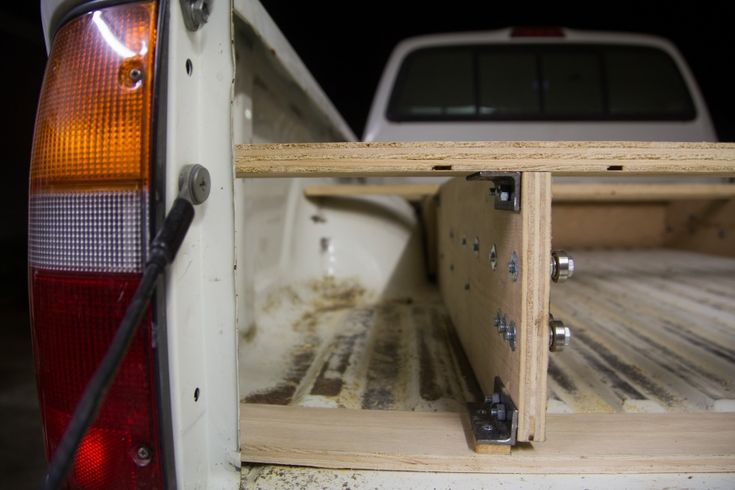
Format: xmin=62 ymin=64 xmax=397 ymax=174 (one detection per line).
xmin=553 ymin=183 xmax=735 ymax=202
xmin=520 ymin=173 xmax=551 ymax=442
xmin=241 ymin=403 xmax=735 ymax=474
xmin=234 ymin=141 xmax=735 ymax=177
xmin=304 ymin=183 xmax=441 ymax=201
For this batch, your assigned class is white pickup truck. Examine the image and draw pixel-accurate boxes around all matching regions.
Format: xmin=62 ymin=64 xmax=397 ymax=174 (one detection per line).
xmin=30 ymin=1 xmax=734 ymax=489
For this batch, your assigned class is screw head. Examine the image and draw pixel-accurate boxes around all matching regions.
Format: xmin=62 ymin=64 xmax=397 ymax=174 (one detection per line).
xmin=129 ymin=68 xmax=143 ymax=82
xmin=133 ymin=445 xmax=152 ymax=467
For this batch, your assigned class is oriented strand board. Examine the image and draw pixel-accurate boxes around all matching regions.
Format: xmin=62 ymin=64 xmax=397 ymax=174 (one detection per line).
xmin=437 ymin=173 xmax=551 ymax=442
xmin=240 ymin=403 xmax=735 ymax=474
xmin=234 ymin=141 xmax=735 ymax=177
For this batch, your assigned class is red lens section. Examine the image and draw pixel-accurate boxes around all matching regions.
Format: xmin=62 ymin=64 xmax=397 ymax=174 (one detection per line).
xmin=31 ymin=271 xmax=160 ymax=488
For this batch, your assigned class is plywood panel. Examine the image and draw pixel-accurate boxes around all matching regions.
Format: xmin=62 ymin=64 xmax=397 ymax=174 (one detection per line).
xmin=437 ymin=173 xmax=551 ymax=442
xmin=665 ymin=199 xmax=735 ymax=258
xmin=552 ymin=203 xmax=667 ymax=249
xmin=235 ymin=141 xmax=735 ymax=177
xmin=304 ymin=183 xmax=440 ymax=201
xmin=241 ymin=403 xmax=735 ymax=474
xmin=553 ymin=183 xmax=735 ymax=202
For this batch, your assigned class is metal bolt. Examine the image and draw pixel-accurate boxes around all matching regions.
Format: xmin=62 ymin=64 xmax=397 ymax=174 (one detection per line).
xmin=495 ymin=311 xmax=507 ymax=334
xmin=491 ymin=403 xmax=507 ymax=421
xmin=551 ymin=250 xmax=575 ymax=283
xmin=507 ymin=251 xmax=519 ymax=282
xmin=549 ymin=316 xmax=572 ymax=352
xmin=489 ymin=244 xmax=497 ymax=270
xmin=504 ymin=321 xmax=517 ymax=351
xmin=473 ymin=236 xmax=480 ymax=255
xmin=180 ymin=0 xmax=210 ymax=31
xmin=133 ymin=445 xmax=152 ymax=467
xmin=178 ymin=164 xmax=211 ymax=204
xmin=129 ymin=68 xmax=143 ymax=82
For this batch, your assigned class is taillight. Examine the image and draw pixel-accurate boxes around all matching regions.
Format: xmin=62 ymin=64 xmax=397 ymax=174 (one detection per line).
xmin=29 ymin=2 xmax=162 ymax=488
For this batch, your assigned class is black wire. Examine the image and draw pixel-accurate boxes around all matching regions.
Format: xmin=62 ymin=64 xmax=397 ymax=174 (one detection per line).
xmin=42 ymin=198 xmax=194 ymax=490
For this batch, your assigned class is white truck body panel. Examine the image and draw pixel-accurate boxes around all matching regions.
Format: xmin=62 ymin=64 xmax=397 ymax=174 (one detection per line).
xmin=364 ymin=28 xmax=716 ymax=143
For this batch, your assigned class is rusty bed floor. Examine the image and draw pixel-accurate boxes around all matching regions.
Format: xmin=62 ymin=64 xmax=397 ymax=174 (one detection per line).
xmin=239 ymin=249 xmax=735 ymax=414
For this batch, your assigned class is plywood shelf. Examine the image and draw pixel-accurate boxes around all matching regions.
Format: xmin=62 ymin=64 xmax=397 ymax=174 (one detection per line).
xmin=235 ymin=141 xmax=735 ymax=177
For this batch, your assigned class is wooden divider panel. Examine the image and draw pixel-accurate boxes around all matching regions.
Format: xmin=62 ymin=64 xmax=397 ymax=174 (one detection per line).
xmin=437 ymin=172 xmax=551 ymax=442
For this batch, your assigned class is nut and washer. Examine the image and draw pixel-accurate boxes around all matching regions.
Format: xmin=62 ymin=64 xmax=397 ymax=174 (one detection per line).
xmin=180 ymin=0 xmax=210 ymax=31
xmin=551 ymin=250 xmax=575 ymax=283
xmin=549 ymin=316 xmax=572 ymax=352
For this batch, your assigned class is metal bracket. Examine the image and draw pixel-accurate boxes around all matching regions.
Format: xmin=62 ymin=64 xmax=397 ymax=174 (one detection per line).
xmin=467 ymin=377 xmax=519 ymax=447
xmin=466 ymin=171 xmax=521 ymax=212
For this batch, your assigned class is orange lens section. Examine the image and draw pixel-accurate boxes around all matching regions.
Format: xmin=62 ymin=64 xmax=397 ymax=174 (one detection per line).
xmin=30 ymin=2 xmax=156 ymax=191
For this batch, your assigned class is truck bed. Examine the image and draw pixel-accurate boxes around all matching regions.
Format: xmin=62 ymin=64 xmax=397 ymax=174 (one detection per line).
xmin=240 ymin=248 xmax=735 ymax=415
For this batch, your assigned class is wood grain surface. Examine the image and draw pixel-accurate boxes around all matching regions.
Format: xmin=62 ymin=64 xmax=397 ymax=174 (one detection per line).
xmin=438 ymin=174 xmax=551 ymax=442
xmin=241 ymin=403 xmax=735 ymax=473
xmin=235 ymin=141 xmax=735 ymax=177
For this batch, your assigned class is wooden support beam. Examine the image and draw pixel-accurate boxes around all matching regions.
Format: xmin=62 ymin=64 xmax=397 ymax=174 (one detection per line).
xmin=241 ymin=403 xmax=735 ymax=474
xmin=304 ymin=183 xmax=441 ymax=201
xmin=438 ymin=173 xmax=551 ymax=442
xmin=553 ymin=183 xmax=735 ymax=202
xmin=304 ymin=182 xmax=735 ymax=202
xmin=235 ymin=141 xmax=735 ymax=177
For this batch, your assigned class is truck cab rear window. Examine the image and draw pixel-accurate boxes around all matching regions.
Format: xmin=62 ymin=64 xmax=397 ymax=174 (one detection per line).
xmin=387 ymin=45 xmax=696 ymax=121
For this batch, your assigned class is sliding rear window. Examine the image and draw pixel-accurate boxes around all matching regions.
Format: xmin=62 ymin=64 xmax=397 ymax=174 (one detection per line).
xmin=387 ymin=44 xmax=696 ymax=121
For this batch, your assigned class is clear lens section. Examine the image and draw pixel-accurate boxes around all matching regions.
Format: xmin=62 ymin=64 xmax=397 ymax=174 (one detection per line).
xmin=29 ymin=191 xmax=147 ymax=273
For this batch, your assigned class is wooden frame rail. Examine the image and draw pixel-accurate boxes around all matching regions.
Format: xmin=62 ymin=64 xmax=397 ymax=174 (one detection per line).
xmin=241 ymin=404 xmax=735 ymax=474
xmin=235 ymin=141 xmax=735 ymax=177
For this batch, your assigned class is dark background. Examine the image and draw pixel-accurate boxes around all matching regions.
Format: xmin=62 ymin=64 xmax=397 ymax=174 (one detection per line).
xmin=1 ymin=0 xmax=733 ymax=486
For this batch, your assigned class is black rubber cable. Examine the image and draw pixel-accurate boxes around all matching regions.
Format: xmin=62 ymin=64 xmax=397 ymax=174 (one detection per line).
xmin=42 ymin=198 xmax=195 ymax=490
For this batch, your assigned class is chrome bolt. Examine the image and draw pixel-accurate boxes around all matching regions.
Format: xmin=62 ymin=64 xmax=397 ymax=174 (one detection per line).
xmin=549 ymin=316 xmax=572 ymax=352
xmin=551 ymin=250 xmax=575 ymax=283
xmin=507 ymin=251 xmax=519 ymax=282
